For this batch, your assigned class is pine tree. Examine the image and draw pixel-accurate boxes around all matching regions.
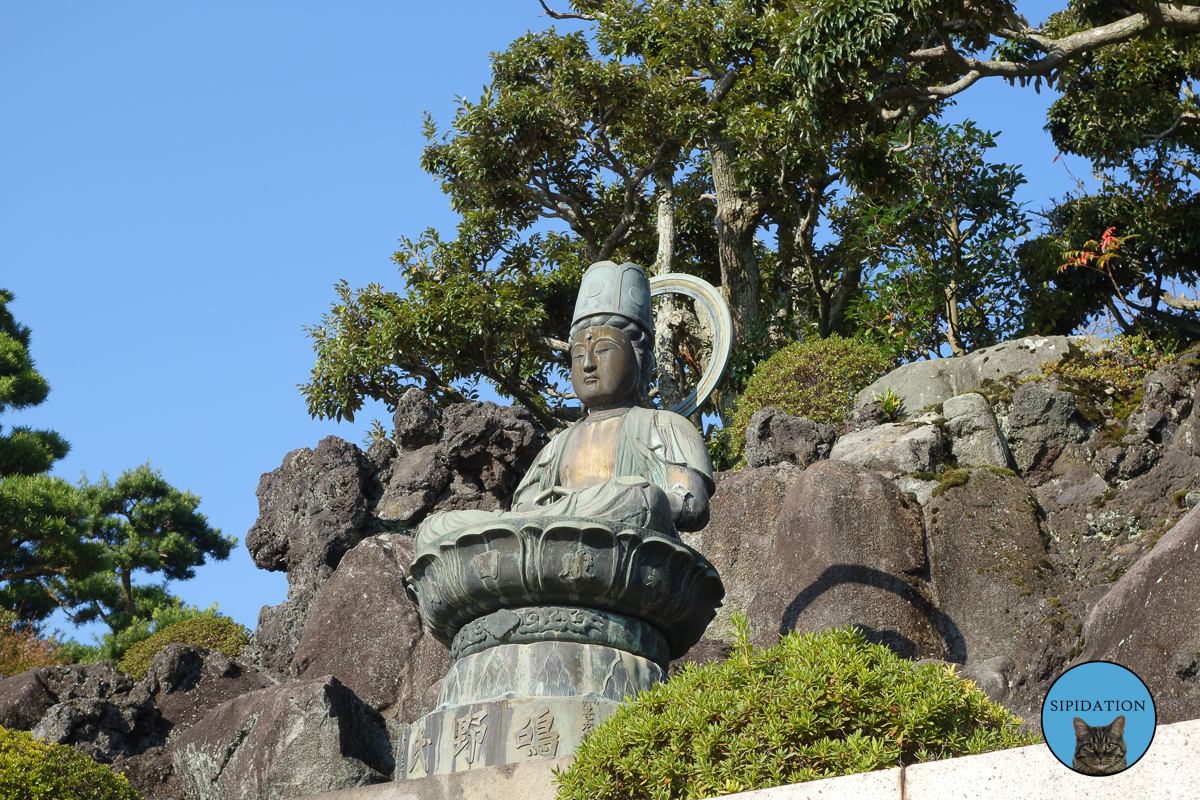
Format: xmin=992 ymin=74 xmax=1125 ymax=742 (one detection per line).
xmin=0 ymin=289 xmax=102 ymax=620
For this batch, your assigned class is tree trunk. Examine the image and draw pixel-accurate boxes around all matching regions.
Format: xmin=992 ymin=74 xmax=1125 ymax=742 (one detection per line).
xmin=652 ymin=173 xmax=686 ymax=410
xmin=121 ymin=568 xmax=134 ymax=616
xmin=707 ymin=131 xmax=762 ymax=343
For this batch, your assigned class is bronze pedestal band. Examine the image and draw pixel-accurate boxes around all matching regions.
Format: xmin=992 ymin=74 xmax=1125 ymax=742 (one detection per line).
xmin=450 ymin=604 xmax=670 ymax=668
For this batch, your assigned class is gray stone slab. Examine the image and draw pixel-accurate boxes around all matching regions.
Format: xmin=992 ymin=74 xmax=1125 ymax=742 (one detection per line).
xmin=722 ymin=767 xmax=902 ymax=799
xmin=855 ymin=335 xmax=1103 ymax=413
xmin=294 ymin=756 xmax=571 ymax=800
xmin=903 ymin=717 xmax=1200 ymax=799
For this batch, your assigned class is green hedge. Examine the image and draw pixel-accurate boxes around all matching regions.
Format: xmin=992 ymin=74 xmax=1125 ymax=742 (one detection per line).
xmin=0 ymin=728 xmax=141 ymax=800
xmin=728 ymin=336 xmax=892 ymax=458
xmin=554 ymin=621 xmax=1038 ymax=800
xmin=118 ymin=616 xmax=250 ymax=681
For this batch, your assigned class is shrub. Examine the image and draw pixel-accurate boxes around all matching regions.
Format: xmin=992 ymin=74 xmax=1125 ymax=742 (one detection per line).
xmin=0 ymin=610 xmax=65 ymax=677
xmin=0 ymin=727 xmax=141 ymax=800
xmin=59 ymin=601 xmax=225 ymax=666
xmin=117 ymin=615 xmax=250 ymax=681
xmin=554 ymin=620 xmax=1038 ymax=800
xmin=727 ymin=336 xmax=893 ymax=458
xmin=1043 ymin=334 xmax=1177 ymax=419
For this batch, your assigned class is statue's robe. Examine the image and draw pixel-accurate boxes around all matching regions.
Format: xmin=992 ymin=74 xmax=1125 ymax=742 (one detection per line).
xmin=414 ymin=407 xmax=713 ymax=546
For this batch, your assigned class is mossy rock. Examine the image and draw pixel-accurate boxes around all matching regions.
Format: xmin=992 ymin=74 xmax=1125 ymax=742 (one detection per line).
xmin=554 ymin=622 xmax=1038 ymax=800
xmin=118 ymin=616 xmax=250 ymax=681
xmin=729 ymin=337 xmax=892 ymax=458
xmin=0 ymin=727 xmax=141 ymax=800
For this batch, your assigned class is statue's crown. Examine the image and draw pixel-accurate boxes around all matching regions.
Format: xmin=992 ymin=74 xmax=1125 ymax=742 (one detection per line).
xmin=572 ymin=261 xmax=652 ymax=334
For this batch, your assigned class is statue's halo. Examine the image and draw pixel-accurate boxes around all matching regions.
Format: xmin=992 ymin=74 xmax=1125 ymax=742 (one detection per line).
xmin=649 ymin=273 xmax=733 ymax=418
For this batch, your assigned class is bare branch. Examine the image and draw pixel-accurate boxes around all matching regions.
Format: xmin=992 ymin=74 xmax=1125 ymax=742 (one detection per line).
xmin=707 ymin=70 xmax=738 ymax=105
xmin=537 ymin=0 xmax=597 ymax=21
xmin=1157 ymin=290 xmax=1200 ymax=312
xmin=881 ymin=5 xmax=1200 ymax=112
xmin=1175 ymin=158 xmax=1200 ymax=180
xmin=541 ymin=336 xmax=569 ymax=352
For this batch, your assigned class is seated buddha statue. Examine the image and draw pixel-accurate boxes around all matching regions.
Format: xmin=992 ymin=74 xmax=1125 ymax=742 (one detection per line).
xmin=414 ymin=261 xmax=713 ymax=547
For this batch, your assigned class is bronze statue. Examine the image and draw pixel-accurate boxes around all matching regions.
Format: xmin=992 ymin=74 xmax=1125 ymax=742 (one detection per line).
xmin=401 ymin=262 xmax=725 ymax=777
xmin=414 ymin=260 xmax=713 ymax=544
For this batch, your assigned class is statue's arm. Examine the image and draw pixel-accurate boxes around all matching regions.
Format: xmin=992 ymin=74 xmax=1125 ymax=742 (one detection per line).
xmin=665 ymin=463 xmax=710 ymax=531
xmin=651 ymin=411 xmax=714 ymax=532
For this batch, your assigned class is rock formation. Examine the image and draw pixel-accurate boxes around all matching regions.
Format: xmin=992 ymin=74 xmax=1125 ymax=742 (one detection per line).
xmin=7 ymin=338 xmax=1200 ymax=798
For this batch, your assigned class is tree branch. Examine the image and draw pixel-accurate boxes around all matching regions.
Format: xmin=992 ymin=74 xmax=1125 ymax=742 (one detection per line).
xmin=537 ymin=0 xmax=597 ymax=21
xmin=878 ymin=5 xmax=1200 ymax=111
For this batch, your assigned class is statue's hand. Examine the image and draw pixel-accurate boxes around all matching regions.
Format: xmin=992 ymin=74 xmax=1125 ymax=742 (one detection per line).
xmin=533 ymin=486 xmax=579 ymax=506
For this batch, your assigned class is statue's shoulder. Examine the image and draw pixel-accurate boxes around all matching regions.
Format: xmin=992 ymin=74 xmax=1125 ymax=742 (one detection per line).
xmin=626 ymin=407 xmax=712 ymax=480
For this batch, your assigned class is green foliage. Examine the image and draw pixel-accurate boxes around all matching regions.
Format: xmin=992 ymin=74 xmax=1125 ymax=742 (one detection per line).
xmin=0 ymin=609 xmax=65 ymax=676
xmin=0 ymin=290 xmax=102 ymax=621
xmin=118 ymin=615 xmax=250 ymax=681
xmin=0 ymin=727 xmax=141 ymax=800
xmin=1020 ymin=6 xmax=1200 ymax=340
xmin=63 ymin=601 xmax=224 ymax=665
xmin=873 ymin=386 xmax=904 ymax=421
xmin=554 ymin=621 xmax=1038 ymax=800
xmin=1042 ymin=335 xmax=1176 ymax=422
xmin=846 ymin=123 xmax=1030 ymax=360
xmin=0 ymin=289 xmax=69 ymax=477
xmin=52 ymin=464 xmax=235 ymax=639
xmin=728 ymin=336 xmax=892 ymax=457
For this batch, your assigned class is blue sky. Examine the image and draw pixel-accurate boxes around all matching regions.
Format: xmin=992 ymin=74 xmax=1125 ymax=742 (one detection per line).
xmin=3 ymin=1 xmax=1092 ymax=644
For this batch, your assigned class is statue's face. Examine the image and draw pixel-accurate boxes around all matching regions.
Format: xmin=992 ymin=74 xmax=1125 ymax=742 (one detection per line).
xmin=570 ymin=325 xmax=638 ymax=409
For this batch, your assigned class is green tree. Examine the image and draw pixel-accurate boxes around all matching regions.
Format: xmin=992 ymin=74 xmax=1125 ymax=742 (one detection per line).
xmin=848 ymin=123 xmax=1031 ymax=361
xmin=52 ymin=464 xmax=236 ymax=638
xmin=0 ymin=290 xmax=101 ymax=621
xmin=1019 ymin=4 xmax=1200 ymax=338
xmin=305 ymin=1 xmax=1200 ymax=429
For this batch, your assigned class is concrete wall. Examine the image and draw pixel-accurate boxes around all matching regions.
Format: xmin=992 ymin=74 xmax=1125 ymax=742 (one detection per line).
xmin=293 ymin=718 xmax=1198 ymax=800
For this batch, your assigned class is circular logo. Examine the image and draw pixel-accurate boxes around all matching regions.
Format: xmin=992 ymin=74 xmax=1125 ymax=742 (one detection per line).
xmin=1041 ymin=661 xmax=1156 ymax=776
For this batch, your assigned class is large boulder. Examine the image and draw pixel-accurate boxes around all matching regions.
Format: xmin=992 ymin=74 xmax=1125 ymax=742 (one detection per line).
xmin=743 ymin=407 xmax=836 ymax=469
xmin=829 ymin=421 xmax=944 ymax=474
xmin=943 ymin=392 xmax=1010 ymax=469
xmin=924 ymin=469 xmax=1056 ymax=666
xmin=292 ymin=534 xmax=451 ymax=722
xmin=1005 ymin=383 xmax=1089 ymax=482
xmin=169 ymin=676 xmax=394 ymax=800
xmin=1079 ymin=504 xmax=1200 ymax=723
xmin=376 ymin=398 xmax=546 ymax=526
xmin=31 ymin=664 xmax=163 ymax=764
xmin=244 ymin=436 xmax=377 ymax=675
xmin=142 ymin=644 xmax=273 ymax=732
xmin=111 ymin=645 xmax=274 ymax=800
xmin=745 ymin=460 xmax=949 ymax=660
xmin=855 ymin=336 xmax=1100 ymax=412
xmin=0 ymin=670 xmax=56 ymax=730
xmin=681 ymin=463 xmax=805 ymax=640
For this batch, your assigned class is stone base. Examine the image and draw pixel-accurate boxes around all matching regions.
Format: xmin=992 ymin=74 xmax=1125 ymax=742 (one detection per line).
xmin=398 ymin=695 xmax=617 ymax=779
xmin=299 ymin=756 xmax=572 ymax=799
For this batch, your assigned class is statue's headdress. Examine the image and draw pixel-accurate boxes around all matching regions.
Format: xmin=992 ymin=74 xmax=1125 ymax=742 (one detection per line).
xmin=572 ymin=261 xmax=652 ymax=335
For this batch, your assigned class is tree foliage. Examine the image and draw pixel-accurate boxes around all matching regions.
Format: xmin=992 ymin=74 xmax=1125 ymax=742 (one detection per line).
xmin=53 ymin=464 xmax=235 ymax=637
xmin=1020 ymin=2 xmax=1200 ymax=338
xmin=848 ymin=122 xmax=1031 ymax=361
xmin=305 ymin=1 xmax=1200 ymax=429
xmin=0 ymin=290 xmax=101 ymax=621
xmin=0 ymin=290 xmax=227 ymax=658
